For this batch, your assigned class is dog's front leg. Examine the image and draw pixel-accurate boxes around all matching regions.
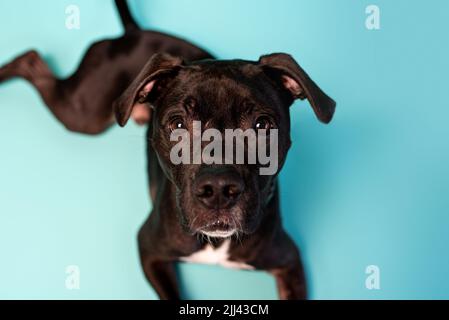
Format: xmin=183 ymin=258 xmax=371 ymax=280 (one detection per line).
xmin=141 ymin=257 xmax=180 ymax=300
xmin=262 ymin=230 xmax=307 ymax=300
xmin=270 ymin=260 xmax=307 ymax=300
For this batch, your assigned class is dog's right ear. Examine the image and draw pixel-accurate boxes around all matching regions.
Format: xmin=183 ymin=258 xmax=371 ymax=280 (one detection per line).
xmin=113 ymin=53 xmax=184 ymax=127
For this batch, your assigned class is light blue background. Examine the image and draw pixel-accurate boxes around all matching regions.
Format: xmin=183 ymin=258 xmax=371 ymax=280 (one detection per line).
xmin=0 ymin=0 xmax=448 ymax=299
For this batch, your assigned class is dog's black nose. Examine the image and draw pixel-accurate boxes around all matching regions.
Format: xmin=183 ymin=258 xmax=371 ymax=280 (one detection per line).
xmin=194 ymin=168 xmax=244 ymax=209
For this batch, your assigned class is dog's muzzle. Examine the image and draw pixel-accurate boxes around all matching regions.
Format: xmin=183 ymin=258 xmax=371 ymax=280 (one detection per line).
xmin=193 ymin=167 xmax=244 ymax=210
xmin=192 ymin=166 xmax=244 ymax=237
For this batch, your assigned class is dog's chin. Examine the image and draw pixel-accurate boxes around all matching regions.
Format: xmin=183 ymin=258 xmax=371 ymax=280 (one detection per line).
xmin=199 ymin=229 xmax=237 ymax=238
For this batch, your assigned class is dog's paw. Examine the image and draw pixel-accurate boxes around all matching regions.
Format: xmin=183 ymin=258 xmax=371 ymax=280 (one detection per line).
xmin=0 ymin=50 xmax=44 ymax=83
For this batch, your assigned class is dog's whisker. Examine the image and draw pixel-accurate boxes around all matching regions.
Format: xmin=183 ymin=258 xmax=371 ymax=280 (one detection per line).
xmin=189 ymin=215 xmax=199 ymax=232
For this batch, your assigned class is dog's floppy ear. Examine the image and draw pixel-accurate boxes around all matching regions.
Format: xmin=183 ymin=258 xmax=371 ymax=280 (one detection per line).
xmin=259 ymin=53 xmax=336 ymax=123
xmin=114 ymin=53 xmax=184 ymax=127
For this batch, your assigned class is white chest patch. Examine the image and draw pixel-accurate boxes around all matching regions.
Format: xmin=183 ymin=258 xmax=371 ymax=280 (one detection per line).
xmin=180 ymin=240 xmax=254 ymax=270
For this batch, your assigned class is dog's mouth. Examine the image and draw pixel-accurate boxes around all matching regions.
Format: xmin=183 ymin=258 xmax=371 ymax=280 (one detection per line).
xmin=198 ymin=220 xmax=237 ymax=238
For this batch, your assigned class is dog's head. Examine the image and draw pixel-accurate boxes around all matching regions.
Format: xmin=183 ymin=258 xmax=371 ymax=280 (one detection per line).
xmin=114 ymin=53 xmax=335 ymax=238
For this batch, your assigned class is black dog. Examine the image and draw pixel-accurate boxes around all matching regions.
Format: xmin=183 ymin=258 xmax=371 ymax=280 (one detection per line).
xmin=0 ymin=0 xmax=335 ymax=299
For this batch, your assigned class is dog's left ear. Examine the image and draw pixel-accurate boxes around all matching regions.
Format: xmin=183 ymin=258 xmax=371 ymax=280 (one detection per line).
xmin=259 ymin=53 xmax=336 ymax=123
xmin=114 ymin=53 xmax=184 ymax=127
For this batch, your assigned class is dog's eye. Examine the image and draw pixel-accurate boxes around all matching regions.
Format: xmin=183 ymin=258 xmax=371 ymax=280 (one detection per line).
xmin=168 ymin=118 xmax=186 ymax=131
xmin=254 ymin=116 xmax=274 ymax=130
